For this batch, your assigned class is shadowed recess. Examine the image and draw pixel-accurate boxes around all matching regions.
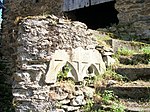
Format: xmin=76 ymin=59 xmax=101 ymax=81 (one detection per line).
xmin=65 ymin=1 xmax=119 ymax=29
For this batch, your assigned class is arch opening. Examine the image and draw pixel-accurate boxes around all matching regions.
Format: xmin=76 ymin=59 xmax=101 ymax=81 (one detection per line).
xmin=58 ymin=62 xmax=78 ymax=81
xmin=86 ymin=64 xmax=99 ymax=77
xmin=64 ymin=1 xmax=119 ymax=30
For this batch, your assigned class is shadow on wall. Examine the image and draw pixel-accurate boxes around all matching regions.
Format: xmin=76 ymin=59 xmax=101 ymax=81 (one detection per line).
xmin=65 ymin=1 xmax=119 ymax=30
xmin=0 ymin=60 xmax=15 ymax=112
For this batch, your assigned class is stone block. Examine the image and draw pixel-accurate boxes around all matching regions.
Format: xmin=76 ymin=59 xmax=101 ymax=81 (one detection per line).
xmin=45 ymin=47 xmax=106 ymax=83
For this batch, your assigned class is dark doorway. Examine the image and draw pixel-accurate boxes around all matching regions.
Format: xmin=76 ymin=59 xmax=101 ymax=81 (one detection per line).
xmin=65 ymin=1 xmax=119 ymax=30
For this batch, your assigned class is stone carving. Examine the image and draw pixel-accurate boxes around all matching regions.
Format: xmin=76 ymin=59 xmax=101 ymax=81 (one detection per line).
xmin=45 ymin=47 xmax=106 ymax=83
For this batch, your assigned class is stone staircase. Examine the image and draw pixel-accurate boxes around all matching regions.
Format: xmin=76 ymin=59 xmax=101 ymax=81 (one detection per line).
xmin=97 ymin=39 xmax=150 ymax=112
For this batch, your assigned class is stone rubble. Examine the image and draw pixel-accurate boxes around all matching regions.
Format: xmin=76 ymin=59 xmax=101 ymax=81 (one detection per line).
xmin=51 ymin=82 xmax=95 ymax=112
xmin=96 ymin=45 xmax=116 ymax=67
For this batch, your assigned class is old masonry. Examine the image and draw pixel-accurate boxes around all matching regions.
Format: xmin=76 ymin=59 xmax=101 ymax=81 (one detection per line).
xmin=0 ymin=0 xmax=150 ymax=111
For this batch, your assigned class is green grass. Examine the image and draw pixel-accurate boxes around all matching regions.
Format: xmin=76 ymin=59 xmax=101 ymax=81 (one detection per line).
xmin=117 ymin=48 xmax=135 ymax=56
xmin=141 ymin=46 xmax=150 ymax=55
xmin=83 ymin=90 xmax=125 ymax=112
xmin=140 ymin=46 xmax=150 ymax=64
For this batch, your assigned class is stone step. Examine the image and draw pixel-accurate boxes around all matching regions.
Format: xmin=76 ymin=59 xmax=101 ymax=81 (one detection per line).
xmin=126 ymin=107 xmax=150 ymax=112
xmin=106 ymin=39 xmax=148 ymax=53
xmin=96 ymin=81 xmax=150 ymax=99
xmin=115 ymin=64 xmax=150 ymax=80
xmin=120 ymin=99 xmax=150 ymax=112
xmin=118 ymin=55 xmax=149 ymax=65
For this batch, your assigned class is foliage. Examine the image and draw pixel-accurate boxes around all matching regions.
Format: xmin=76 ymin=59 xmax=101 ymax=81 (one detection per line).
xmin=102 ymin=90 xmax=125 ymax=112
xmin=83 ymin=99 xmax=94 ymax=112
xmin=57 ymin=64 xmax=72 ymax=81
xmin=102 ymin=90 xmax=115 ymax=104
xmin=94 ymin=68 xmax=125 ymax=88
xmin=103 ymin=68 xmax=124 ymax=81
xmin=111 ymin=102 xmax=125 ymax=112
xmin=84 ymin=75 xmax=95 ymax=86
xmin=117 ymin=47 xmax=135 ymax=56
xmin=141 ymin=46 xmax=150 ymax=55
xmin=140 ymin=46 xmax=150 ymax=64
xmin=83 ymin=90 xmax=125 ymax=112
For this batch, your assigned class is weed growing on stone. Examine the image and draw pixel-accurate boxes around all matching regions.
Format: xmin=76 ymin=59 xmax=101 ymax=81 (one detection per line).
xmin=94 ymin=68 xmax=125 ymax=88
xmin=140 ymin=46 xmax=150 ymax=64
xmin=84 ymin=75 xmax=95 ymax=86
xmin=141 ymin=46 xmax=150 ymax=55
xmin=103 ymin=68 xmax=124 ymax=81
xmin=83 ymin=90 xmax=125 ymax=112
xmin=101 ymin=90 xmax=125 ymax=112
xmin=117 ymin=47 xmax=135 ymax=56
xmin=57 ymin=64 xmax=72 ymax=81
xmin=102 ymin=90 xmax=115 ymax=104
xmin=111 ymin=101 xmax=125 ymax=112
xmin=83 ymin=99 xmax=94 ymax=112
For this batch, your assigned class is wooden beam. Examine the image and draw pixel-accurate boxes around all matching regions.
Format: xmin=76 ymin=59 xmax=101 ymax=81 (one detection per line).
xmin=63 ymin=0 xmax=90 ymax=11
xmin=63 ymin=0 xmax=114 ymax=11
xmin=91 ymin=0 xmax=114 ymax=5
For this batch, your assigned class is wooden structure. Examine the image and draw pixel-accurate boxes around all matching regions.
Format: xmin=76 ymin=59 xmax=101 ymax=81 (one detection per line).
xmin=63 ymin=0 xmax=114 ymax=11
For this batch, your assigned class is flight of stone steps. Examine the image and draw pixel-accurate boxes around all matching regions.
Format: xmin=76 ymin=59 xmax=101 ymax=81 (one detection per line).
xmin=98 ymin=39 xmax=150 ymax=112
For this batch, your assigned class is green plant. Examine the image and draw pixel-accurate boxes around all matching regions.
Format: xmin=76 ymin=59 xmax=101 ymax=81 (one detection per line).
xmin=84 ymin=75 xmax=95 ymax=86
xmin=94 ymin=68 xmax=125 ymax=88
xmin=102 ymin=90 xmax=125 ymax=112
xmin=83 ymin=90 xmax=125 ymax=112
xmin=140 ymin=46 xmax=150 ymax=64
xmin=83 ymin=99 xmax=94 ymax=112
xmin=102 ymin=90 xmax=115 ymax=104
xmin=117 ymin=47 xmax=135 ymax=56
xmin=57 ymin=64 xmax=72 ymax=81
xmin=103 ymin=68 xmax=124 ymax=81
xmin=111 ymin=102 xmax=125 ymax=112
xmin=141 ymin=46 xmax=150 ymax=55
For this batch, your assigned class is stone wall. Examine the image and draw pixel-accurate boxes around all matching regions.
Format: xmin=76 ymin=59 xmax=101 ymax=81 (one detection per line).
xmin=1 ymin=0 xmax=63 ymax=67
xmin=12 ymin=15 xmax=106 ymax=111
xmin=115 ymin=0 xmax=150 ymax=40
xmin=0 ymin=0 xmax=149 ymax=111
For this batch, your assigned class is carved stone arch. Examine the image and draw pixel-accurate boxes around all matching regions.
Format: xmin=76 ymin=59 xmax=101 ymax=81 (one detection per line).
xmin=64 ymin=61 xmax=79 ymax=81
xmin=81 ymin=64 xmax=99 ymax=80
xmin=45 ymin=60 xmax=79 ymax=83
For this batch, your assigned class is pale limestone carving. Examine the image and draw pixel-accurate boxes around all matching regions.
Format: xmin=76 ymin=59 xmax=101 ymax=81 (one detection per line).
xmin=45 ymin=47 xmax=106 ymax=83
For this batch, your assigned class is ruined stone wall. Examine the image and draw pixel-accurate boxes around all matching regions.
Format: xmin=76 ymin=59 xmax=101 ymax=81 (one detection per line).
xmin=12 ymin=15 xmax=106 ymax=111
xmin=115 ymin=0 xmax=150 ymax=39
xmin=1 ymin=0 xmax=63 ymax=65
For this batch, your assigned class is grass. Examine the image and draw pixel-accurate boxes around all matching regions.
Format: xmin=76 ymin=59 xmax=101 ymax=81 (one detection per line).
xmin=94 ymin=68 xmax=124 ymax=84
xmin=141 ymin=46 xmax=150 ymax=55
xmin=141 ymin=46 xmax=150 ymax=64
xmin=94 ymin=68 xmax=125 ymax=89
xmin=102 ymin=68 xmax=124 ymax=81
xmin=113 ymin=46 xmax=150 ymax=65
xmin=83 ymin=90 xmax=125 ymax=112
xmin=117 ymin=47 xmax=135 ymax=56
